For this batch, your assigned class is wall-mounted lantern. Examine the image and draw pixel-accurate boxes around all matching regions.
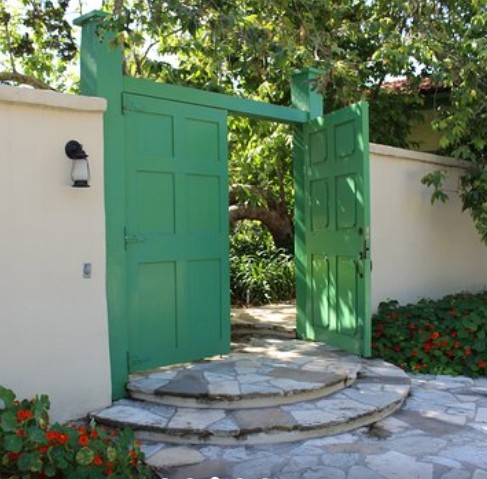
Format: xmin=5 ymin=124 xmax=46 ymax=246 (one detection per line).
xmin=65 ymin=140 xmax=90 ymax=188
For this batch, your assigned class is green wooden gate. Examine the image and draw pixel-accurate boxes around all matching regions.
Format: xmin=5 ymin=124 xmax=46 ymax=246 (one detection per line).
xmin=296 ymin=102 xmax=371 ymax=356
xmin=124 ymin=95 xmax=230 ymax=372
xmin=76 ymin=12 xmax=371 ymax=399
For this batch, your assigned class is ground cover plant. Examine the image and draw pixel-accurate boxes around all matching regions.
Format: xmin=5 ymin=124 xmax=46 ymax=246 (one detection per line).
xmin=230 ymin=221 xmax=295 ymax=306
xmin=372 ymin=292 xmax=487 ymax=377
xmin=0 ymin=386 xmax=154 ymax=479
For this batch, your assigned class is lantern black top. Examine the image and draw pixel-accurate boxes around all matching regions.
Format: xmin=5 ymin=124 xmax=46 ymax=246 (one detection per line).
xmin=65 ymin=140 xmax=88 ymax=160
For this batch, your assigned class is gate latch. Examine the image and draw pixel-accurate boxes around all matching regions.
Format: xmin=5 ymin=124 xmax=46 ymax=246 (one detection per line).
xmin=359 ymin=238 xmax=370 ymax=260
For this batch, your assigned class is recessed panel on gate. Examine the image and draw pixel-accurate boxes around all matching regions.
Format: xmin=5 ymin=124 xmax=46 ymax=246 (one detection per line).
xmin=184 ymin=119 xmax=220 ymax=163
xmin=310 ymin=179 xmax=329 ymax=231
xmin=311 ymin=254 xmax=330 ymax=330
xmin=131 ymin=261 xmax=177 ymax=370
xmin=334 ymin=121 xmax=355 ymax=160
xmin=336 ymin=256 xmax=358 ymax=337
xmin=131 ymin=112 xmax=174 ymax=162
xmin=187 ymin=259 xmax=222 ymax=350
xmin=336 ymin=175 xmax=357 ymax=230
xmin=186 ymin=175 xmax=221 ymax=233
xmin=137 ymin=172 xmax=175 ymax=234
xmin=310 ymin=130 xmax=327 ymax=164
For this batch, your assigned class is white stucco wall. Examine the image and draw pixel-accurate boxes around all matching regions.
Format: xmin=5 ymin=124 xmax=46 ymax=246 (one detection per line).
xmin=370 ymin=143 xmax=487 ymax=311
xmin=0 ymin=85 xmax=111 ymax=422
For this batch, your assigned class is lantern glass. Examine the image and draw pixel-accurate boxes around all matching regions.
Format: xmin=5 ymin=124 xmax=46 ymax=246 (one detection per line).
xmin=71 ymin=158 xmax=90 ymax=187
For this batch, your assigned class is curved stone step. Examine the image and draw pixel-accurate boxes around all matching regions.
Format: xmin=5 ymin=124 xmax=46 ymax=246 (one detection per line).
xmin=127 ymin=341 xmax=361 ymax=409
xmin=231 ymin=306 xmax=296 ymax=340
xmin=93 ymin=359 xmax=411 ymax=446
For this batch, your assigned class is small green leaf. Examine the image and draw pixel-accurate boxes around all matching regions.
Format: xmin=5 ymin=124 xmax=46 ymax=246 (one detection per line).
xmin=1 ymin=411 xmax=18 ymax=432
xmin=75 ymin=447 xmax=95 ymax=466
xmin=106 ymin=445 xmax=117 ymax=462
xmin=4 ymin=434 xmax=23 ymax=452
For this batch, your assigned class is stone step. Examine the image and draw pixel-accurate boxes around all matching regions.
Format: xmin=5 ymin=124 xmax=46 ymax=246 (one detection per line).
xmin=127 ymin=340 xmax=361 ymax=409
xmin=231 ymin=305 xmax=296 ymax=340
xmin=93 ymin=358 xmax=411 ymax=446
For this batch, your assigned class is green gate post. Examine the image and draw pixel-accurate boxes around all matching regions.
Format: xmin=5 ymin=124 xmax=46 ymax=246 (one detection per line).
xmin=291 ymin=69 xmax=324 ymax=340
xmin=74 ymin=12 xmax=128 ymax=399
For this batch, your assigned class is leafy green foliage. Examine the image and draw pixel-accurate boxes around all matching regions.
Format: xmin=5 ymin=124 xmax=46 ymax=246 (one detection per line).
xmin=372 ymin=292 xmax=487 ymax=377
xmin=230 ymin=221 xmax=295 ymax=306
xmin=0 ymin=0 xmax=77 ymax=90
xmin=0 ymin=386 xmax=154 ymax=478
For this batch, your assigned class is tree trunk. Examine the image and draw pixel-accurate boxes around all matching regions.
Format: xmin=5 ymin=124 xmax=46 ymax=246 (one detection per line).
xmin=229 ymin=204 xmax=294 ymax=252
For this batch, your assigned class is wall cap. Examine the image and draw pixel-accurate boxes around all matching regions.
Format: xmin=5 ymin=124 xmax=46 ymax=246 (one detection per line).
xmin=370 ymin=142 xmax=469 ymax=169
xmin=0 ymin=85 xmax=107 ymax=112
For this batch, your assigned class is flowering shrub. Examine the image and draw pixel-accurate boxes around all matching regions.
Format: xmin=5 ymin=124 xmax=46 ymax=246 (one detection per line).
xmin=0 ymin=386 xmax=154 ymax=479
xmin=372 ymin=292 xmax=487 ymax=376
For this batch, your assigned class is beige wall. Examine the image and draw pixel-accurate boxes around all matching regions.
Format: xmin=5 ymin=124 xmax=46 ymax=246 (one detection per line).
xmin=0 ymin=86 xmax=111 ymax=422
xmin=370 ymin=143 xmax=487 ymax=311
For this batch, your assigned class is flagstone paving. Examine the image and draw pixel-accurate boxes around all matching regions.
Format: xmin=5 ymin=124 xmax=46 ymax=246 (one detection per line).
xmin=142 ymin=374 xmax=487 ymax=478
xmin=94 ymin=339 xmax=410 ymax=445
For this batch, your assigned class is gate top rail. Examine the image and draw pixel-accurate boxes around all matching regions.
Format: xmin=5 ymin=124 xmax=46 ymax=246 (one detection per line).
xmin=123 ymin=77 xmax=308 ymax=124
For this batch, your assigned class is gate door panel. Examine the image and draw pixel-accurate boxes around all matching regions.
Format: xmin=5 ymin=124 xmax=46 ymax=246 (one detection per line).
xmin=124 ymin=94 xmax=230 ymax=372
xmin=299 ymin=101 xmax=371 ymax=356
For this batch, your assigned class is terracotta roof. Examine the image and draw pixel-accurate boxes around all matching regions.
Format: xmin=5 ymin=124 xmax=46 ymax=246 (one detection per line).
xmin=382 ymin=77 xmax=449 ymax=94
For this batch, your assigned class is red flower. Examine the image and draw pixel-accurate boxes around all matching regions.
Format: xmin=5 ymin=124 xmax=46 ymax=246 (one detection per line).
xmin=8 ymin=452 xmax=21 ymax=461
xmin=431 ymin=332 xmax=440 ymax=340
xmin=393 ymin=345 xmax=401 ymax=352
xmin=38 ymin=446 xmax=49 ymax=454
xmin=478 ymin=361 xmax=487 ymax=368
xmin=465 ymin=347 xmax=472 ymax=356
xmin=377 ymin=322 xmax=385 ymax=331
xmin=104 ymin=464 xmax=114 ymax=476
xmin=93 ymin=455 xmax=103 ymax=466
xmin=78 ymin=435 xmax=89 ymax=446
xmin=423 ymin=342 xmax=432 ymax=353
xmin=415 ymin=363 xmax=422 ymax=370
xmin=17 ymin=410 xmax=33 ymax=421
xmin=451 ymin=331 xmax=458 ymax=338
xmin=446 ymin=350 xmax=454 ymax=357
xmin=89 ymin=430 xmax=98 ymax=439
xmin=441 ymin=339 xmax=448 ymax=347
xmin=408 ymin=323 xmax=416 ymax=330
xmin=16 ymin=429 xmax=25 ymax=437
xmin=77 ymin=426 xmax=87 ymax=435
xmin=46 ymin=431 xmax=68 ymax=445
xmin=454 ymin=341 xmax=461 ymax=348
xmin=411 ymin=350 xmax=418 ymax=356
xmin=391 ymin=313 xmax=399 ymax=320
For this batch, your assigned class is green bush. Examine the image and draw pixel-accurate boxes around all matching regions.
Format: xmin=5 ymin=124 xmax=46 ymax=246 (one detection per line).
xmin=230 ymin=221 xmax=295 ymax=305
xmin=372 ymin=292 xmax=487 ymax=377
xmin=0 ymin=386 xmax=154 ymax=479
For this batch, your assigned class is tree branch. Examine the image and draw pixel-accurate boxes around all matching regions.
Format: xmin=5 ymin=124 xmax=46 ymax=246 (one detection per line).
xmin=0 ymin=71 xmax=54 ymax=90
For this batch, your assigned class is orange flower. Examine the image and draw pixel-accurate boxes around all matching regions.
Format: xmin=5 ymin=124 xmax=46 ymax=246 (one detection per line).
xmin=431 ymin=332 xmax=440 ymax=340
xmin=78 ymin=435 xmax=90 ymax=446
xmin=38 ymin=446 xmax=49 ymax=454
xmin=478 ymin=361 xmax=486 ymax=368
xmin=16 ymin=429 xmax=25 ymax=436
xmin=17 ymin=410 xmax=33 ymax=421
xmin=93 ymin=455 xmax=103 ymax=466
xmin=89 ymin=430 xmax=98 ymax=439
xmin=104 ymin=464 xmax=114 ymax=476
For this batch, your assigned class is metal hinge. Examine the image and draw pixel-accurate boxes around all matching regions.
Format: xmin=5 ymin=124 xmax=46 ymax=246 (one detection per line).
xmin=124 ymin=227 xmax=146 ymax=249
